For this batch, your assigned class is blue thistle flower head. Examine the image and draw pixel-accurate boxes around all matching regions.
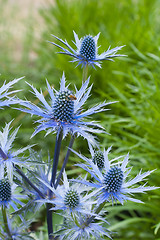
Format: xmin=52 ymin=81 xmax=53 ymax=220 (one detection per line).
xmin=36 ymin=170 xmax=97 ymax=215
xmin=73 ymin=146 xmax=158 ymax=205
xmin=49 ymin=31 xmax=126 ymax=68
xmin=0 ymin=178 xmax=25 ymax=209
xmin=54 ymin=213 xmax=111 ymax=240
xmin=103 ymin=166 xmax=123 ymax=193
xmin=0 ymin=121 xmax=32 ymax=182
xmin=53 ymin=89 xmax=74 ymax=122
xmin=18 ymin=73 xmax=115 ymax=146
xmin=80 ymin=35 xmax=96 ymax=60
xmin=64 ymin=188 xmax=80 ymax=209
xmin=0 ymin=77 xmax=23 ymax=108
xmin=0 ymin=178 xmax=12 ymax=204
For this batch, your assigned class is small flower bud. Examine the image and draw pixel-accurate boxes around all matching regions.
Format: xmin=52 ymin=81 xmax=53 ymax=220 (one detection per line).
xmin=92 ymin=150 xmax=105 ymax=169
xmin=0 ymin=179 xmax=12 ymax=202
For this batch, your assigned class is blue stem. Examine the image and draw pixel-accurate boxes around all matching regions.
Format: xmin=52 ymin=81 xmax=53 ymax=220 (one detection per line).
xmin=14 ymin=165 xmax=45 ymax=199
xmin=2 ymin=205 xmax=13 ymax=239
xmin=47 ymin=129 xmax=63 ymax=239
xmin=50 ymin=130 xmax=63 ymax=187
xmin=46 ymin=203 xmax=54 ymax=240
xmin=55 ymin=135 xmax=75 ymax=189
xmin=85 ymin=202 xmax=106 ymax=226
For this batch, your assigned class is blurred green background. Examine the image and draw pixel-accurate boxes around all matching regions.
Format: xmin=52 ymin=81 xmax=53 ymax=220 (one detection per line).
xmin=0 ymin=0 xmax=160 ymax=239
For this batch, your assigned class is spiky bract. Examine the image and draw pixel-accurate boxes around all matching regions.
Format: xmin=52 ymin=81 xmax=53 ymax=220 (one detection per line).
xmin=73 ymin=146 xmax=158 ymax=205
xmin=18 ymin=73 xmax=115 ymax=146
xmin=49 ymin=31 xmax=125 ymax=68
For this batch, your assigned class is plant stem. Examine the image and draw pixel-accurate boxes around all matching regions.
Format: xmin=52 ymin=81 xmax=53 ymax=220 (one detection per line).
xmin=47 ymin=130 xmax=63 ymax=239
xmin=0 ymin=231 xmax=6 ymax=240
xmin=50 ymin=130 xmax=63 ymax=187
xmin=2 ymin=205 xmax=13 ymax=239
xmin=82 ymin=64 xmax=88 ymax=82
xmin=14 ymin=165 xmax=45 ymax=199
xmin=46 ymin=203 xmax=54 ymax=240
xmin=84 ymin=202 xmax=106 ymax=226
xmin=55 ymin=135 xmax=75 ymax=189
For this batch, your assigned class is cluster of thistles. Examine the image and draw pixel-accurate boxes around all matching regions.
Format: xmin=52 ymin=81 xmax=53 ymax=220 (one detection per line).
xmin=0 ymin=31 xmax=157 ymax=240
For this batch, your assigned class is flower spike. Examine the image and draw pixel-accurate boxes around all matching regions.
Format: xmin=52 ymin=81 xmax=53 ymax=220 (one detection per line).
xmin=36 ymin=170 xmax=97 ymax=216
xmin=18 ymin=73 xmax=115 ymax=146
xmin=72 ymin=147 xmax=158 ymax=205
xmin=0 ymin=178 xmax=26 ymax=210
xmin=49 ymin=31 xmax=126 ymax=68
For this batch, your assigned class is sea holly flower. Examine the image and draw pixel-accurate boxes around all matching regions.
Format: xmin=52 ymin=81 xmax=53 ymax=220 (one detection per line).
xmin=49 ymin=31 xmax=125 ymax=68
xmin=0 ymin=121 xmax=32 ymax=181
xmin=54 ymin=213 xmax=111 ymax=240
xmin=36 ymin=171 xmax=97 ymax=215
xmin=0 ymin=77 xmax=23 ymax=108
xmin=18 ymin=73 xmax=115 ymax=146
xmin=0 ymin=179 xmax=12 ymax=207
xmin=0 ymin=178 xmax=25 ymax=210
xmin=72 ymin=146 xmax=158 ymax=205
xmin=0 ymin=179 xmax=30 ymax=238
xmin=0 ymin=217 xmax=35 ymax=240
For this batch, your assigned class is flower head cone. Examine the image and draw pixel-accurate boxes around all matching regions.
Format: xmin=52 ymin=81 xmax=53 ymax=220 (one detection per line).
xmin=72 ymin=146 xmax=158 ymax=205
xmin=0 ymin=121 xmax=32 ymax=182
xmin=36 ymin=171 xmax=97 ymax=216
xmin=0 ymin=77 xmax=23 ymax=108
xmin=0 ymin=178 xmax=25 ymax=210
xmin=18 ymin=73 xmax=115 ymax=146
xmin=49 ymin=31 xmax=125 ymax=68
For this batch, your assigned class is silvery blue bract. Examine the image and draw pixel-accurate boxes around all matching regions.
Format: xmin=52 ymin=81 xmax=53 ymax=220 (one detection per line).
xmin=50 ymin=31 xmax=125 ymax=68
xmin=73 ymin=146 xmax=157 ymax=205
xmin=0 ymin=77 xmax=23 ymax=108
xmin=18 ymin=73 xmax=115 ymax=146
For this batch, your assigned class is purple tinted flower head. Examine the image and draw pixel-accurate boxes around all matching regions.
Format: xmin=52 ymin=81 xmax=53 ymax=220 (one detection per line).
xmin=36 ymin=170 xmax=97 ymax=215
xmin=0 ymin=178 xmax=25 ymax=210
xmin=18 ymin=73 xmax=115 ymax=146
xmin=73 ymin=146 xmax=158 ymax=205
xmin=49 ymin=31 xmax=125 ymax=68
xmin=0 ymin=179 xmax=11 ymax=206
xmin=54 ymin=212 xmax=111 ymax=240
